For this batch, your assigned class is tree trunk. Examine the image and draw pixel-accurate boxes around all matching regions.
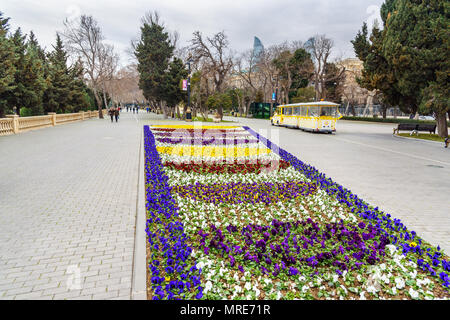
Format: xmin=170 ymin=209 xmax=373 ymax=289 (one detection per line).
xmin=245 ymin=101 xmax=252 ymax=117
xmin=436 ymin=112 xmax=448 ymax=138
xmin=102 ymin=90 xmax=108 ymax=109
xmin=382 ymin=105 xmax=387 ymax=119
xmin=218 ymin=106 xmax=223 ymax=120
xmin=161 ymin=101 xmax=168 ymax=119
xmin=93 ymin=87 xmax=104 ymax=119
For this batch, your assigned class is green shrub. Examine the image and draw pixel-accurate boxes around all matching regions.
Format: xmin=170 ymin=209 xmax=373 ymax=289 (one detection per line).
xmin=19 ymin=107 xmax=33 ymax=117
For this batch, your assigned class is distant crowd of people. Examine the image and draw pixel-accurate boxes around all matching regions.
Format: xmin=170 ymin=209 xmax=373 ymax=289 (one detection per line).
xmin=108 ymin=105 xmax=155 ymax=123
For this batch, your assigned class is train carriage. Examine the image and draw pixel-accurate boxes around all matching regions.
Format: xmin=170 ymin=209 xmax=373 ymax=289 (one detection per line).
xmin=270 ymin=101 xmax=342 ymax=133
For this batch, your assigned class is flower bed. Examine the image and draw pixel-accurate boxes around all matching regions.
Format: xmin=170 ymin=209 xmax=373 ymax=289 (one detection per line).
xmin=145 ymin=125 xmax=449 ymax=300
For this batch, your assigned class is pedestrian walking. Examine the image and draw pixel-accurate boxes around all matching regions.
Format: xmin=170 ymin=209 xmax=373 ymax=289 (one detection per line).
xmin=114 ymin=108 xmax=119 ymax=122
xmin=109 ymin=108 xmax=114 ymax=123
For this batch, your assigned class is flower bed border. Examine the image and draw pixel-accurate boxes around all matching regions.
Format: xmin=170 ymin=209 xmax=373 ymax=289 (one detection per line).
xmin=144 ymin=126 xmax=203 ymax=300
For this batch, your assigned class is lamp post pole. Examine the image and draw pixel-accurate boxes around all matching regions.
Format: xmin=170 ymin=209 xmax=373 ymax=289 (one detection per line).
xmin=187 ymin=60 xmax=191 ymax=112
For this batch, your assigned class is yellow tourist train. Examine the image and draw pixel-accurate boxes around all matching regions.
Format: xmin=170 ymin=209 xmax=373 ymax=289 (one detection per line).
xmin=270 ymin=101 xmax=342 ymax=133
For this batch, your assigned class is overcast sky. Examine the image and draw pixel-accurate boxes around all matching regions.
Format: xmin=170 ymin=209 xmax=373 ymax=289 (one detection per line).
xmin=2 ymin=0 xmax=385 ymax=66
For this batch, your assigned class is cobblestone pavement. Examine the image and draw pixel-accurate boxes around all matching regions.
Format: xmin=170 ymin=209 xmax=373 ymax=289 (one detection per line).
xmin=0 ymin=111 xmax=157 ymax=300
xmin=225 ymin=117 xmax=450 ymax=255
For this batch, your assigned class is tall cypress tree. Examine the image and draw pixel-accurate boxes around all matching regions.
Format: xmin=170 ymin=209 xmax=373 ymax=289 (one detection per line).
xmin=134 ymin=14 xmax=174 ymax=118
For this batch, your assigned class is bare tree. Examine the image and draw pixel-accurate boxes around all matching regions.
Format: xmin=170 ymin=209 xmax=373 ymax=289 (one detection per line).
xmin=258 ymin=46 xmax=281 ymax=105
xmin=109 ymin=64 xmax=144 ymax=106
xmin=98 ymin=43 xmax=119 ymax=108
xmin=61 ymin=15 xmax=107 ymax=118
xmin=305 ymin=34 xmax=335 ymax=100
xmin=235 ymin=49 xmax=264 ymax=115
xmin=190 ymin=31 xmax=234 ymax=119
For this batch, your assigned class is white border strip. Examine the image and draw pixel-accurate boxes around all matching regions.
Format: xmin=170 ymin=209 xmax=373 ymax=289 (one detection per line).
xmin=131 ymin=128 xmax=147 ymax=300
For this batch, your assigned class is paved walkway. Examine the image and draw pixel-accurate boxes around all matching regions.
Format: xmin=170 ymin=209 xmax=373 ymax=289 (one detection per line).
xmin=225 ymin=117 xmax=450 ymax=255
xmin=0 ymin=111 xmax=155 ymax=300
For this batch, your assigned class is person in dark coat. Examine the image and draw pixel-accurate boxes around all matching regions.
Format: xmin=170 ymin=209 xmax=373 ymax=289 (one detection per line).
xmin=114 ymin=108 xmax=119 ymax=122
xmin=109 ymin=108 xmax=114 ymax=122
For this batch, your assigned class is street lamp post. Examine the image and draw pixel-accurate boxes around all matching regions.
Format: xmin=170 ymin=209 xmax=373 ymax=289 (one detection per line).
xmin=187 ymin=59 xmax=192 ymax=111
xmin=271 ymin=75 xmax=279 ymax=117
xmin=185 ymin=58 xmax=193 ymax=121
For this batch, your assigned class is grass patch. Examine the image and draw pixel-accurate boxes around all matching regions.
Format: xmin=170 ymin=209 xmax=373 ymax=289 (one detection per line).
xmin=397 ymin=133 xmax=446 ymax=142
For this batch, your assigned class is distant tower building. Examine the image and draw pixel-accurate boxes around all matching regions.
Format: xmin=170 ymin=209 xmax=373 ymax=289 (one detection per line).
xmin=252 ymin=36 xmax=264 ymax=65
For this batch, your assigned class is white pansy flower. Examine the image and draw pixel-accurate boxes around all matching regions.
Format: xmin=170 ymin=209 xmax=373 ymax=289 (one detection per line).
xmin=366 ymin=285 xmax=377 ymax=294
xmin=409 ymin=287 xmax=419 ymax=299
xmin=395 ymin=277 xmax=405 ymax=289
xmin=385 ymin=244 xmax=397 ymax=255
xmin=204 ymin=281 xmax=213 ymax=294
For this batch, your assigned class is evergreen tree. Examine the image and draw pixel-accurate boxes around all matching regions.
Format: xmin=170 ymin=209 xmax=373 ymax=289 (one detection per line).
xmin=6 ymin=28 xmax=46 ymax=116
xmin=352 ymin=23 xmax=406 ymax=111
xmin=0 ymin=11 xmax=10 ymax=33
xmin=382 ymin=0 xmax=449 ymax=137
xmin=43 ymin=34 xmax=71 ymax=113
xmin=134 ymin=13 xmax=174 ymax=118
xmin=28 ymin=30 xmax=47 ymax=62
xmin=68 ymin=58 xmax=91 ymax=112
xmin=0 ymin=12 xmax=16 ymax=117
xmin=163 ymin=57 xmax=188 ymax=110
xmin=353 ymin=0 xmax=449 ymax=137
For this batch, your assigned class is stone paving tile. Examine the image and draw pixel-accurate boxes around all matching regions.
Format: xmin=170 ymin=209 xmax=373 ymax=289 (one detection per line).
xmin=0 ymin=112 xmax=156 ymax=300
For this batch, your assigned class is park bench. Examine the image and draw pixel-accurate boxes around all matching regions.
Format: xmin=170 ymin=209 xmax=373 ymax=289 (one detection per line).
xmin=393 ymin=123 xmax=436 ymax=135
